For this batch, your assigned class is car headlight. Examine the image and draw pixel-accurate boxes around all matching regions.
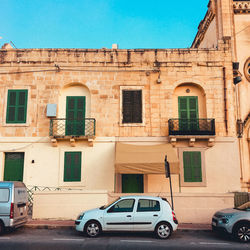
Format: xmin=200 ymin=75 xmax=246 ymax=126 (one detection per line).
xmin=77 ymin=213 xmax=84 ymax=220
xmin=221 ymin=215 xmax=233 ymax=224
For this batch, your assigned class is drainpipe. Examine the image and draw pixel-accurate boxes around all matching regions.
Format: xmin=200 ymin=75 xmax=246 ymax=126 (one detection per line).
xmin=223 ymin=67 xmax=228 ymax=134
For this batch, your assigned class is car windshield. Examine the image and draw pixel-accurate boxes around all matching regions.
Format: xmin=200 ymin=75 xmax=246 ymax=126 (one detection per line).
xmin=235 ymin=201 xmax=250 ymax=210
xmin=99 ymin=197 xmax=120 ymax=210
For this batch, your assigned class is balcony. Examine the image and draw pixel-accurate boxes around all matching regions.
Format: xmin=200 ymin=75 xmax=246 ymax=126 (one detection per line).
xmin=168 ymin=119 xmax=215 ymax=136
xmin=49 ymin=118 xmax=96 ymax=138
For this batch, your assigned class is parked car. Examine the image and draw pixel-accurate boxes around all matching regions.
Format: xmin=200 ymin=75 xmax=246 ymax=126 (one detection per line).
xmin=0 ymin=181 xmax=28 ymax=235
xmin=75 ymin=195 xmax=178 ymax=239
xmin=212 ymin=201 xmax=250 ymax=242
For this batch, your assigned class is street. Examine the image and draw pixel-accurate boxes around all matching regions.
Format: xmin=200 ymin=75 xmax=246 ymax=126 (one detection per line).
xmin=0 ymin=227 xmax=248 ymax=250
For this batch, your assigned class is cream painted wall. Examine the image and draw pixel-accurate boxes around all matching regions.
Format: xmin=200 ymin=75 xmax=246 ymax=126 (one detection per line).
xmin=33 ymin=190 xmax=109 ymax=219
xmin=0 ymin=139 xmax=115 ymax=191
xmin=147 ymin=174 xmax=180 ymax=193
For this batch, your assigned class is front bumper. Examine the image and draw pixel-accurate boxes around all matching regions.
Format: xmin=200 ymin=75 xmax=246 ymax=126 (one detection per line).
xmin=211 ymin=217 xmax=230 ymax=234
xmin=75 ymin=219 xmax=85 ymax=232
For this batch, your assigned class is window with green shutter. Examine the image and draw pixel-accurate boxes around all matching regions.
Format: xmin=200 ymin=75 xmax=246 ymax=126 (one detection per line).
xmin=64 ymin=152 xmax=81 ymax=182
xmin=122 ymin=90 xmax=142 ymax=123
xmin=178 ymin=96 xmax=199 ymax=131
xmin=6 ymin=90 xmax=28 ymax=123
xmin=183 ymin=151 xmax=202 ymax=182
xmin=66 ymin=96 xmax=86 ymax=136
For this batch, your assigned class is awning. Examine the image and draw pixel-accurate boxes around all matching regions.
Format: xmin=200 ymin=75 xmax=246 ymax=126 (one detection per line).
xmin=115 ymin=143 xmax=179 ymax=174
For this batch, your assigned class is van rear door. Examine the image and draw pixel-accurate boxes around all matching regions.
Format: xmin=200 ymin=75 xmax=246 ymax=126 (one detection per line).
xmin=14 ymin=187 xmax=28 ymax=219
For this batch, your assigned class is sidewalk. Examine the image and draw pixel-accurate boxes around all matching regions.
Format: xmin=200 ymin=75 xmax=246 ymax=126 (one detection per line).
xmin=25 ymin=219 xmax=211 ymax=231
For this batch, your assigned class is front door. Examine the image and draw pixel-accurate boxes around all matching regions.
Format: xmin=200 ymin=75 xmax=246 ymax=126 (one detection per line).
xmin=66 ymin=96 xmax=86 ymax=136
xmin=4 ymin=152 xmax=24 ymax=181
xmin=122 ymin=174 xmax=144 ymax=193
xmin=178 ymin=96 xmax=199 ymax=132
xmin=103 ymin=198 xmax=135 ymax=231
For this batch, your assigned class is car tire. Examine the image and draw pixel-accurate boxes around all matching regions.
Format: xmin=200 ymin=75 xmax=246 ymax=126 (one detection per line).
xmin=233 ymin=222 xmax=250 ymax=243
xmin=155 ymin=222 xmax=172 ymax=239
xmin=84 ymin=221 xmax=102 ymax=238
xmin=0 ymin=221 xmax=5 ymax=236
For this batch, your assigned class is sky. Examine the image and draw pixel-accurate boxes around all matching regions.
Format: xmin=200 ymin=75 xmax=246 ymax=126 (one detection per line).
xmin=0 ymin=0 xmax=209 ymax=49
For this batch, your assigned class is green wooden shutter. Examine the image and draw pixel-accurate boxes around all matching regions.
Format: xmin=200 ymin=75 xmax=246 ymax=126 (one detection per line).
xmin=64 ymin=152 xmax=81 ymax=182
xmin=178 ymin=97 xmax=188 ymax=130
xmin=183 ymin=151 xmax=202 ymax=182
xmin=4 ymin=153 xmax=24 ymax=181
xmin=122 ymin=90 xmax=142 ymax=123
xmin=132 ymin=90 xmax=142 ymax=123
xmin=178 ymin=96 xmax=198 ymax=131
xmin=66 ymin=96 xmax=86 ymax=136
xmin=6 ymin=90 xmax=28 ymax=123
xmin=122 ymin=91 xmax=133 ymax=123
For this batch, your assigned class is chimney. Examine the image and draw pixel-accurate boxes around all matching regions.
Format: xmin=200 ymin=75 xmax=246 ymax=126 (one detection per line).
xmin=112 ymin=44 xmax=118 ymax=49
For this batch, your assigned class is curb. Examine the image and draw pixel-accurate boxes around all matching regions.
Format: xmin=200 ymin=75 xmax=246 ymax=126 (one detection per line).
xmin=24 ymin=224 xmax=75 ymax=229
xmin=24 ymin=224 xmax=212 ymax=232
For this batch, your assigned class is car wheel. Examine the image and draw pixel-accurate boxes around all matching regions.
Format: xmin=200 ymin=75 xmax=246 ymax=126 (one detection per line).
xmin=85 ymin=221 xmax=102 ymax=238
xmin=233 ymin=222 xmax=250 ymax=243
xmin=155 ymin=222 xmax=172 ymax=239
xmin=0 ymin=221 xmax=5 ymax=235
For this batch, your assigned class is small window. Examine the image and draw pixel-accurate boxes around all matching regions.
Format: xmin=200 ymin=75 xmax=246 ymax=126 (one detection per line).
xmin=122 ymin=90 xmax=142 ymax=123
xmin=137 ymin=199 xmax=160 ymax=212
xmin=64 ymin=152 xmax=81 ymax=182
xmin=0 ymin=188 xmax=10 ymax=202
xmin=6 ymin=90 xmax=28 ymax=123
xmin=108 ymin=199 xmax=135 ymax=213
xmin=183 ymin=151 xmax=202 ymax=182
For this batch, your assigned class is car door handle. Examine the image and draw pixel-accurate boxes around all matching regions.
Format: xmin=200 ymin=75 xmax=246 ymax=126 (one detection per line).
xmin=153 ymin=214 xmax=158 ymax=217
xmin=127 ymin=215 xmax=132 ymax=217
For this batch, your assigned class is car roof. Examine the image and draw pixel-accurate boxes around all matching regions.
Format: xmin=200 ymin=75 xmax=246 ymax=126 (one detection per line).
xmin=119 ymin=195 xmax=164 ymax=201
xmin=0 ymin=181 xmax=26 ymax=188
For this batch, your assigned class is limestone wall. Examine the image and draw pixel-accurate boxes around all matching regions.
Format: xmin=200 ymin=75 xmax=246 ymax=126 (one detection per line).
xmin=0 ymin=47 xmax=236 ymax=138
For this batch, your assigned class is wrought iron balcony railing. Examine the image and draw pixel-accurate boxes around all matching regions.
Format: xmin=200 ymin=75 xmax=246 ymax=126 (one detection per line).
xmin=49 ymin=118 xmax=96 ymax=138
xmin=168 ymin=118 xmax=215 ymax=136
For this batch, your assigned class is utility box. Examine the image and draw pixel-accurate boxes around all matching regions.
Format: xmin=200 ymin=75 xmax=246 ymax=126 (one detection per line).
xmin=46 ymin=104 xmax=57 ymax=117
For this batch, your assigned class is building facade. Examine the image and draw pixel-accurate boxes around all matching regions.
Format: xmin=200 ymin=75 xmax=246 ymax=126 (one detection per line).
xmin=0 ymin=0 xmax=248 ymax=222
xmin=192 ymin=0 xmax=250 ymax=191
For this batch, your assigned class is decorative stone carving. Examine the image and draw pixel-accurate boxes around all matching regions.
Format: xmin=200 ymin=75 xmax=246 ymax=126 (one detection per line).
xmin=233 ymin=1 xmax=250 ymax=14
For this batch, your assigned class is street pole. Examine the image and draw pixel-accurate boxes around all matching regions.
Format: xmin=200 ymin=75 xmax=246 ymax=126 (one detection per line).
xmin=165 ymin=155 xmax=174 ymax=210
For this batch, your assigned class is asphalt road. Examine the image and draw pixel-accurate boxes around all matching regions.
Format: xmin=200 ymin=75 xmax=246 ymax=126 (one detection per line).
xmin=0 ymin=227 xmax=249 ymax=250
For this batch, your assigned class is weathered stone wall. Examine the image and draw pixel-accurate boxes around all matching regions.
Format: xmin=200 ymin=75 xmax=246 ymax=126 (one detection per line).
xmin=0 ymin=46 xmax=236 ymax=139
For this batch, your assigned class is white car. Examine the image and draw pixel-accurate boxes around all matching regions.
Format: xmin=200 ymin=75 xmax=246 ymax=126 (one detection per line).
xmin=75 ymin=195 xmax=178 ymax=239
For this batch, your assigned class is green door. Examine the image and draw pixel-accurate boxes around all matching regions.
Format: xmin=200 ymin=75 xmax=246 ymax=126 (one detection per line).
xmin=122 ymin=174 xmax=144 ymax=193
xmin=66 ymin=96 xmax=86 ymax=136
xmin=178 ymin=96 xmax=199 ymax=131
xmin=4 ymin=153 xmax=24 ymax=181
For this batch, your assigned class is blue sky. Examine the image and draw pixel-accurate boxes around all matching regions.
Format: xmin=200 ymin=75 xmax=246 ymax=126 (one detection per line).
xmin=0 ymin=0 xmax=208 ymax=49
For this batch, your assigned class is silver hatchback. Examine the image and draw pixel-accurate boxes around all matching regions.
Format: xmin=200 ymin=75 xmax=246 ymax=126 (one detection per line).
xmin=212 ymin=201 xmax=250 ymax=243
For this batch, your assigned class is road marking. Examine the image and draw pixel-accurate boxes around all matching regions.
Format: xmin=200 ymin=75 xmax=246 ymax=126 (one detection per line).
xmin=0 ymin=237 xmax=10 ymax=240
xmin=120 ymin=240 xmax=153 ymax=243
xmin=199 ymin=242 xmax=230 ymax=245
xmin=53 ymin=238 xmax=85 ymax=241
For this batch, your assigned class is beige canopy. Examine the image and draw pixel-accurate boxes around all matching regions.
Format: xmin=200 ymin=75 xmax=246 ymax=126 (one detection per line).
xmin=115 ymin=143 xmax=179 ymax=174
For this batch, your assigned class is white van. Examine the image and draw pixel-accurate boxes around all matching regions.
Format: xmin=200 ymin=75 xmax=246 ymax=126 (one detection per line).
xmin=0 ymin=181 xmax=28 ymax=234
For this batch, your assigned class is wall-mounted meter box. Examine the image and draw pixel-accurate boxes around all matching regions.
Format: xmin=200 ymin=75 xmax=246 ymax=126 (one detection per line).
xmin=46 ymin=104 xmax=57 ymax=117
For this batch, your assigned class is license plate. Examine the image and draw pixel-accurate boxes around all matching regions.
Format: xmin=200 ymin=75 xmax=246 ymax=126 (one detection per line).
xmin=19 ymin=207 xmax=24 ymax=214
